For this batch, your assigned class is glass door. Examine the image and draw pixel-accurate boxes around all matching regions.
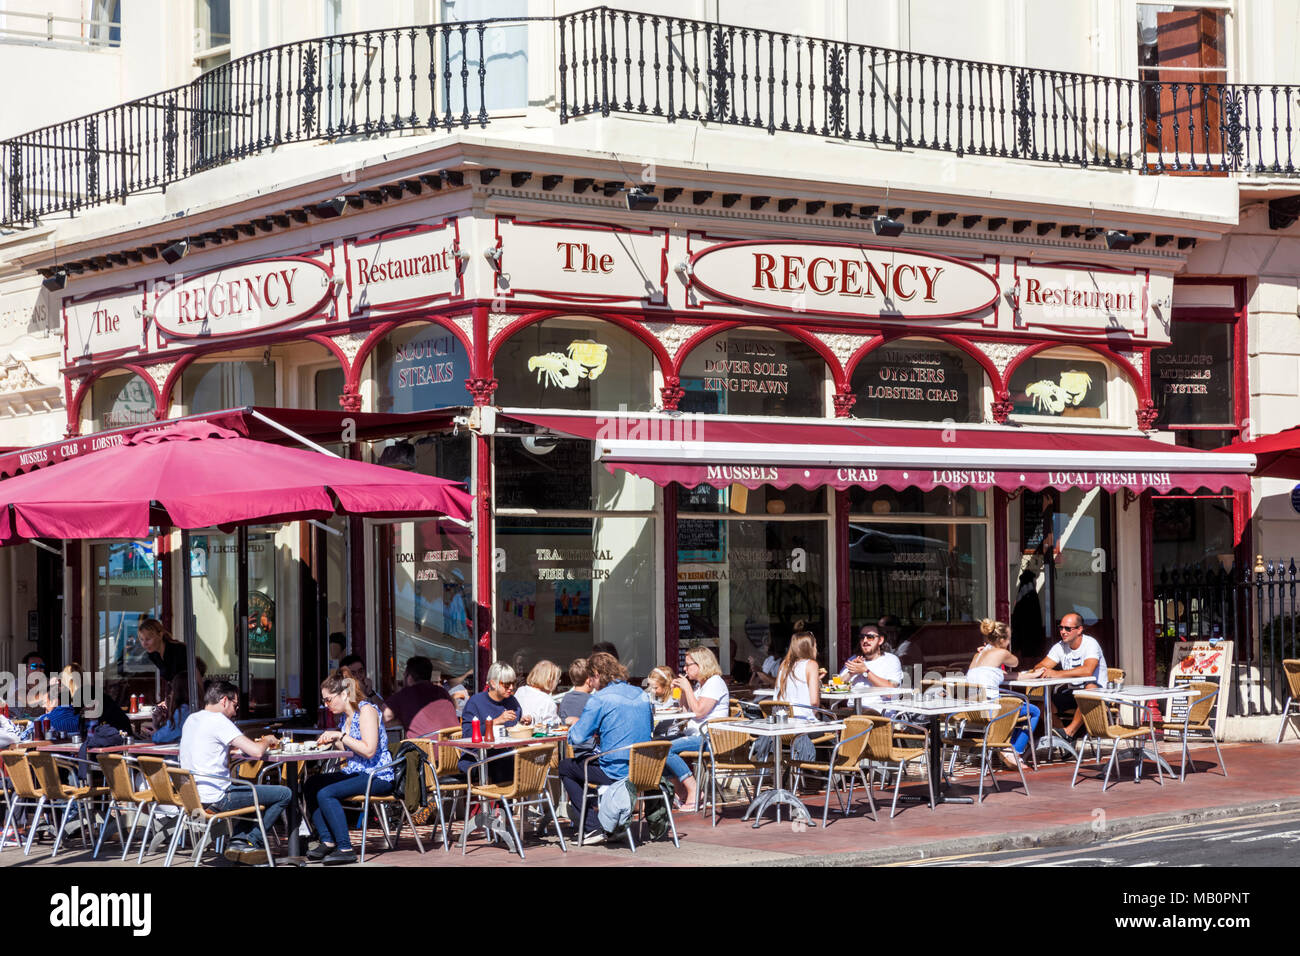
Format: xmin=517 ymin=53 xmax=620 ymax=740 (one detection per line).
xmin=92 ymin=539 xmax=162 ymax=706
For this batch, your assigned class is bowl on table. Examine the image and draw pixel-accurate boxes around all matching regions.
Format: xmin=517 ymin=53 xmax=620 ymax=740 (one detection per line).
xmin=506 ymin=725 xmax=534 ymax=739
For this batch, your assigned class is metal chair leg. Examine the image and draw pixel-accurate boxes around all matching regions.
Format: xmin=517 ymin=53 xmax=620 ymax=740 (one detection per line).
xmin=23 ymin=796 xmax=47 ymax=856
xmin=543 ymin=791 xmax=568 ymax=852
xmin=498 ymin=797 xmax=525 ymax=860
xmin=136 ymin=804 xmax=158 ymax=863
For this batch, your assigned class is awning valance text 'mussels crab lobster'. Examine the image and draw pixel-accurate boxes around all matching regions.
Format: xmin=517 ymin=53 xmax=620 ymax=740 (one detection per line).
xmin=500 ymin=411 xmax=1255 ymax=495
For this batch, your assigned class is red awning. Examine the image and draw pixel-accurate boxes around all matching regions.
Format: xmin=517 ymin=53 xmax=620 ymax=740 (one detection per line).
xmin=0 ymin=406 xmax=466 ymax=480
xmin=1215 ymin=425 xmax=1300 ymax=480
xmin=502 ymin=411 xmax=1255 ymax=495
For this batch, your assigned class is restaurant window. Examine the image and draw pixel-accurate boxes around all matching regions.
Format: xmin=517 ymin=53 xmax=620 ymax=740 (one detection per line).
xmin=1006 ymin=351 xmax=1115 ymax=423
xmin=379 ymin=518 xmax=475 ymax=691
xmin=678 ymin=328 xmax=827 ymax=417
xmin=493 ymin=317 xmax=655 ymax=412
xmin=677 ymin=509 xmax=829 ymax=674
xmin=180 ymin=359 xmax=275 ymax=413
xmin=849 ymin=339 xmax=987 ymax=423
xmin=87 ymin=370 xmax=156 ymax=433
xmin=372 ymin=322 xmax=473 ymax=412
xmin=1153 ymin=317 xmax=1235 ymax=429
xmin=91 ymin=538 xmax=162 ymax=705
xmin=848 ymin=487 xmax=991 ymax=673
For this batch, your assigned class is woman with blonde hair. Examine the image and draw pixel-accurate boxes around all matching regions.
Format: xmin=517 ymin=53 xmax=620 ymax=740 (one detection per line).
xmin=965 ymin=618 xmax=1042 ymax=769
xmin=514 ymin=659 xmax=562 ymax=724
xmin=137 ymin=618 xmax=188 ymax=683
xmin=304 ymin=668 xmax=394 ymax=865
xmin=643 ymin=665 xmax=675 ymax=705
xmin=776 ymin=628 xmax=821 ymax=720
xmin=663 ymin=647 xmax=730 ymax=811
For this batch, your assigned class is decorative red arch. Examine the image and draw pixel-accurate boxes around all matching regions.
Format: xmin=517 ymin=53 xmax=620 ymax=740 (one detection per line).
xmin=845 ymin=331 xmax=1004 ymax=394
xmin=65 ymin=362 xmax=165 ymax=435
xmin=487 ymin=309 xmax=672 ymax=376
xmin=1001 ymin=340 xmax=1148 ymax=426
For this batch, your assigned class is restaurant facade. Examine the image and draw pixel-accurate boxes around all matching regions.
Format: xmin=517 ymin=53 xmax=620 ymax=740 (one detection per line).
xmin=0 ymin=3 xmax=1290 ymax=724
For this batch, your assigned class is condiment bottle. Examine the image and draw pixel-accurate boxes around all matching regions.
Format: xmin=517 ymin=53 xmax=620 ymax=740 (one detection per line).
xmin=471 ymin=717 xmax=482 ymax=743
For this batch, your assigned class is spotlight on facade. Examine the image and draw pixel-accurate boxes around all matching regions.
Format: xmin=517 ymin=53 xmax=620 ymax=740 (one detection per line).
xmin=1105 ymin=230 xmax=1135 ymax=251
xmin=42 ymin=270 xmax=68 ymax=291
xmin=673 ymin=260 xmax=692 ymax=279
xmin=161 ymin=239 xmax=190 ymax=264
xmin=625 ymin=187 xmax=659 ymax=211
xmin=871 ymin=214 xmax=905 ymax=238
xmin=484 ymin=246 xmax=503 ymax=268
xmin=314 ymin=196 xmax=348 ymax=218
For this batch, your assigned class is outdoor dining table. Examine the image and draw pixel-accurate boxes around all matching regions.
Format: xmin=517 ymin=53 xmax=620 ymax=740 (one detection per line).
xmin=890 ymin=695 xmax=1000 ymax=806
xmin=436 ymin=732 xmax=567 ymax=855
xmin=821 ymin=684 xmax=916 ymax=715
xmin=252 ymin=747 xmax=348 ymax=859
xmin=1004 ymin=676 xmax=1083 ymax=762
xmin=708 ymin=717 xmax=845 ymax=828
xmin=1088 ymin=685 xmax=1197 ymax=778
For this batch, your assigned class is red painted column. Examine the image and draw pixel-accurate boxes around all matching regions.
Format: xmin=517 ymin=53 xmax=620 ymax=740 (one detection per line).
xmin=834 ymin=489 xmax=851 ymax=666
xmin=663 ymin=482 xmax=679 ymax=669
xmin=469 ymin=304 xmax=496 ymax=688
xmin=994 ymin=489 xmax=1010 ymax=623
xmin=1140 ymin=492 xmax=1156 ymax=685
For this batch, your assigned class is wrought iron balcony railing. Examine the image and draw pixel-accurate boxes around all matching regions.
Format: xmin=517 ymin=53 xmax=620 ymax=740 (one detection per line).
xmin=4 ymin=6 xmax=1299 ymax=229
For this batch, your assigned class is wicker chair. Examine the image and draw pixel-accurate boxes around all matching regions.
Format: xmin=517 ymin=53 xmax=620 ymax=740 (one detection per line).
xmin=0 ymin=750 xmax=43 ymax=855
xmin=858 ymin=716 xmax=934 ymax=818
xmin=1070 ymin=693 xmax=1163 ymax=791
xmin=575 ymin=740 xmax=678 ymax=851
xmin=698 ymin=718 xmax=774 ymax=826
xmin=940 ymin=696 xmax=1031 ymax=803
xmin=25 ymin=752 xmax=109 ymax=858
xmin=148 ymin=761 xmax=275 ymax=867
xmin=1159 ymin=682 xmax=1226 ymax=780
xmin=460 ymin=742 xmax=565 ymax=860
xmin=93 ymin=753 xmax=155 ymax=860
xmin=1278 ymin=660 xmax=1300 ymax=743
xmin=790 ymin=715 xmax=878 ymax=826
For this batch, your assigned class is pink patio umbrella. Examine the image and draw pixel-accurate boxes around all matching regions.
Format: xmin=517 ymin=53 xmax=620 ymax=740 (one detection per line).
xmin=0 ymin=420 xmax=473 ymax=712
xmin=1215 ymin=426 xmax=1300 ymax=480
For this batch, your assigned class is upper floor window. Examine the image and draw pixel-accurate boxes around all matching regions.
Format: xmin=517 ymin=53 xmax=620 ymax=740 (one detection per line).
xmin=1139 ymin=4 xmax=1229 ymax=159
xmin=195 ymin=0 xmax=231 ymax=70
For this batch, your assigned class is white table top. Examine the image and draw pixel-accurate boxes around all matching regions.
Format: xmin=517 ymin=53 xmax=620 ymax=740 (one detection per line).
xmin=651 ymin=708 xmax=692 ymax=723
xmin=711 ymin=719 xmax=845 ymax=737
xmin=1081 ymin=686 xmax=1195 ymax=702
xmin=822 ymin=684 xmax=914 ymax=699
xmin=893 ymin=697 xmax=1000 ymax=716
xmin=1004 ymin=676 xmax=1085 ymax=688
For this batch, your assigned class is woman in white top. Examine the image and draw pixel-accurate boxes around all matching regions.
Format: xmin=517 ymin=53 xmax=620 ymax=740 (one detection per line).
xmin=776 ymin=630 xmax=821 ymax=720
xmin=964 ymin=619 xmax=1041 ymax=769
xmin=513 ymin=659 xmax=561 ymax=725
xmin=665 ymin=647 xmax=730 ymax=811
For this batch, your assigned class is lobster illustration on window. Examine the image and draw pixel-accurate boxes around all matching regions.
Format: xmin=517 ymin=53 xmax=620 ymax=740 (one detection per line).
xmin=527 ymin=340 xmax=609 ymax=389
xmin=1025 ymin=369 xmax=1093 ymax=414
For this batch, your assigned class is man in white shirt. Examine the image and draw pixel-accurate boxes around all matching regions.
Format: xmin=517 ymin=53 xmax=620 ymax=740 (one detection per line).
xmin=841 ymin=626 xmax=904 ymax=687
xmin=1035 ymin=612 xmax=1107 ymax=739
xmin=179 ymin=680 xmax=291 ymax=865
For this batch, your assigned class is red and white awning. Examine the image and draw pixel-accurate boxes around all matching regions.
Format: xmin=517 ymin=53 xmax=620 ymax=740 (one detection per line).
xmin=503 ymin=412 xmax=1255 ymax=495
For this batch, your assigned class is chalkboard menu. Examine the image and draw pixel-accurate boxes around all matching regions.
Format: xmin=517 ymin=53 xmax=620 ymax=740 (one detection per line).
xmin=677 ymin=580 xmax=719 ymax=669
xmin=494 ymin=437 xmax=592 ymax=510
xmin=1021 ymin=492 xmax=1050 ymax=554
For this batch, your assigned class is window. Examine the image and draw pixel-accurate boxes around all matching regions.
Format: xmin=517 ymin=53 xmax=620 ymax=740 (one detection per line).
xmin=678 ymin=328 xmax=827 ymax=417
xmin=373 ymin=323 xmax=472 ymax=412
xmin=180 ymin=359 xmax=275 ymax=413
xmin=1006 ymin=353 xmax=1113 ymax=422
xmin=92 ymin=539 xmax=161 ymax=702
xmin=91 ymin=0 xmax=122 ymax=46
xmin=850 ymin=339 xmax=987 ymax=423
xmin=1139 ymin=5 xmax=1228 ymax=159
xmin=442 ymin=0 xmax=529 ymax=116
xmin=494 ymin=318 xmax=654 ymax=412
xmin=194 ymin=0 xmax=231 ymax=63
xmin=88 ymin=371 xmax=156 ymax=433
xmin=1153 ymin=318 xmax=1235 ymax=429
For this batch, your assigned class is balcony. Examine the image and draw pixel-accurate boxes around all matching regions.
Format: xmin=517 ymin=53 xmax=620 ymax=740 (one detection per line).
xmin=3 ymin=6 xmax=1297 ymax=229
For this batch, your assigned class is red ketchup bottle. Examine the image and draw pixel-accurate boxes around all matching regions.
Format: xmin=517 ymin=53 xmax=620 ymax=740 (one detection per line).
xmin=129 ymin=694 xmax=139 ymax=714
xmin=471 ymin=717 xmax=482 ymax=743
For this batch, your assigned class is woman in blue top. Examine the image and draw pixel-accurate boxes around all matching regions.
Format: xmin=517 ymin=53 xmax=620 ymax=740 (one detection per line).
xmin=304 ymin=669 xmax=394 ymax=865
xmin=149 ymin=673 xmax=192 ymax=744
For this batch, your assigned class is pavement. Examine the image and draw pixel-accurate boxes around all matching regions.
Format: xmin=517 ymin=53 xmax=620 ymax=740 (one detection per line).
xmin=4 ymin=738 xmax=1298 ymax=868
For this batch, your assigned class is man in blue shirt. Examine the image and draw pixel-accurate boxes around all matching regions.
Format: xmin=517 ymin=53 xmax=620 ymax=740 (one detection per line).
xmin=558 ymin=652 xmax=652 ymax=842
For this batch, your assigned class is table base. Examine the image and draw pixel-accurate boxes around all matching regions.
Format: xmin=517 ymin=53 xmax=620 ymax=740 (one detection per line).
xmin=462 ymin=803 xmax=520 ymax=854
xmin=1035 ymin=729 xmax=1079 ymax=761
xmin=741 ymin=787 xmax=814 ymax=827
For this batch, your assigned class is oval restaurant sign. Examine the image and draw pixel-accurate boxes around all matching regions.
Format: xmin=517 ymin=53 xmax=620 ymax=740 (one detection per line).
xmin=688 ymin=240 xmax=1000 ymax=320
xmin=151 ymin=256 xmax=334 ymax=338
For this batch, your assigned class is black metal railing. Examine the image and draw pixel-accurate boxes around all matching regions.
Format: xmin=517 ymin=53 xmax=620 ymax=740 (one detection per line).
xmin=6 ymin=7 xmax=1300 ymax=228
xmin=1155 ymin=560 xmax=1298 ymax=717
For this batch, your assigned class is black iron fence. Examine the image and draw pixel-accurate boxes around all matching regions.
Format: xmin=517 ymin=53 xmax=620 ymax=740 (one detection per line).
xmin=6 ymin=7 xmax=1300 ymax=227
xmin=1155 ymin=560 xmax=1299 ymax=717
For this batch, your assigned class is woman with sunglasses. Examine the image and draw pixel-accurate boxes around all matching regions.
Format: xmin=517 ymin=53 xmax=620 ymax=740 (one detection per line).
xmin=459 ymin=661 xmax=524 ymax=784
xmin=304 ymin=668 xmax=395 ymax=865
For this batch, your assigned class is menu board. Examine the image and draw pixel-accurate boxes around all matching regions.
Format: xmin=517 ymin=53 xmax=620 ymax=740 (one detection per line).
xmin=1021 ymin=492 xmax=1049 ymax=554
xmin=1166 ymin=640 xmax=1233 ymax=733
xmin=1152 ymin=323 xmax=1234 ymax=426
xmin=676 ymin=580 xmax=719 ymax=669
xmin=851 ymin=343 xmax=978 ymax=422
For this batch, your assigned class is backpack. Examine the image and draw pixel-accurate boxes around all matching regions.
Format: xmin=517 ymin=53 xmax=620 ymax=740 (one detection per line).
xmin=597 ymin=778 xmax=636 ymax=836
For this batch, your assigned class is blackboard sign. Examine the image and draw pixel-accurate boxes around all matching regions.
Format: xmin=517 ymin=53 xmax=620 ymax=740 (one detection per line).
xmin=851 ymin=342 xmax=979 ymax=422
xmin=1021 ymin=492 xmax=1049 ymax=554
xmin=677 ymin=580 xmax=719 ymax=669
